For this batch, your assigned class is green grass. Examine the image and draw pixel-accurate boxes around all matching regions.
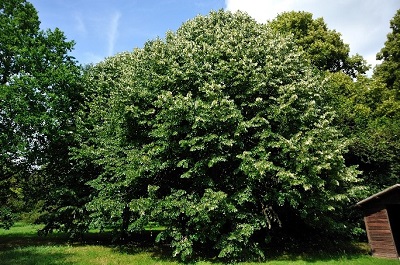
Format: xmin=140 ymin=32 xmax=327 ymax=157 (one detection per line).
xmin=0 ymin=245 xmax=177 ymax=265
xmin=1 ymin=223 xmax=399 ymax=265
xmin=0 ymin=222 xmax=44 ymax=236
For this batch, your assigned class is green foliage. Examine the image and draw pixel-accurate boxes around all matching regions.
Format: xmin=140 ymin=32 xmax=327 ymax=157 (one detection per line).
xmin=0 ymin=0 xmax=38 ymax=227
xmin=321 ymin=14 xmax=400 ymax=230
xmin=326 ymin=72 xmax=400 ymax=195
xmin=323 ymin=9 xmax=400 ymax=195
xmin=0 ymin=1 xmax=398 ymax=262
xmin=0 ymin=0 xmax=89 ymax=233
xmin=79 ymin=10 xmax=361 ymax=262
xmin=0 ymin=207 xmax=14 ymax=229
xmin=268 ymin=11 xmax=368 ymax=77
xmin=375 ymin=9 xmax=400 ymax=93
xmin=364 ymin=10 xmax=400 ymax=192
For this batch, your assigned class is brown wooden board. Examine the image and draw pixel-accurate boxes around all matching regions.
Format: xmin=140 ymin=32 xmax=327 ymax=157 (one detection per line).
xmin=357 ymin=184 xmax=400 ymax=259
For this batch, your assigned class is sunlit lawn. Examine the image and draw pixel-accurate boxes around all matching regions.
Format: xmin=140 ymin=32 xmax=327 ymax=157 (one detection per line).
xmin=1 ymin=223 xmax=399 ymax=265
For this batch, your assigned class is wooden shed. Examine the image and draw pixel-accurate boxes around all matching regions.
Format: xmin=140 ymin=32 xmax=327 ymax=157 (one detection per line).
xmin=356 ymin=184 xmax=400 ymax=259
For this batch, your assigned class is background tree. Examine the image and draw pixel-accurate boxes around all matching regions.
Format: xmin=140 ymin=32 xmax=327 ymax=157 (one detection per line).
xmin=0 ymin=0 xmax=87 ymax=232
xmin=0 ymin=0 xmax=40 ymax=228
xmin=268 ymin=11 xmax=368 ymax=77
xmin=74 ymin=53 xmax=149 ymax=238
xmin=324 ymin=72 xmax=398 ymax=193
xmin=375 ymin=9 xmax=400 ymax=94
xmin=345 ymin=9 xmax=400 ymax=194
xmin=321 ymin=10 xmax=400 ymax=197
xmin=268 ymin=9 xmax=399 ymax=196
xmin=80 ymin=11 xmax=361 ymax=261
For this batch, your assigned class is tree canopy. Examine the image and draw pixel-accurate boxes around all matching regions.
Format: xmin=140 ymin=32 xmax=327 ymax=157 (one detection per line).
xmin=79 ymin=10 xmax=361 ymax=261
xmin=375 ymin=9 xmax=400 ymax=94
xmin=268 ymin=11 xmax=368 ymax=77
xmin=2 ymin=1 xmax=399 ymax=262
xmin=0 ymin=0 xmax=83 ymax=229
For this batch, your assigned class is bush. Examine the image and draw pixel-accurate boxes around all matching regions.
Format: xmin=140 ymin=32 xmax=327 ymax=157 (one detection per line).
xmin=80 ymin=10 xmax=361 ymax=262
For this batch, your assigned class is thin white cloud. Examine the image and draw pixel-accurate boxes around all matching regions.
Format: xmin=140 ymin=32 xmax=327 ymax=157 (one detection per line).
xmin=108 ymin=11 xmax=121 ymax=57
xmin=82 ymin=52 xmax=104 ymax=66
xmin=225 ymin=0 xmax=399 ymax=70
xmin=74 ymin=13 xmax=86 ymax=35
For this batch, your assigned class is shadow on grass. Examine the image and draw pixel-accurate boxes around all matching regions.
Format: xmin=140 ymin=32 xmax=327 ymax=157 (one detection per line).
xmin=0 ymin=228 xmax=117 ymax=250
xmin=0 ymin=233 xmax=70 ymax=251
xmin=1 ymin=227 xmax=373 ymax=264
xmin=111 ymin=231 xmax=372 ymax=264
xmin=0 ymin=228 xmax=177 ymax=264
xmin=112 ymin=230 xmax=177 ymax=262
xmin=0 ymin=248 xmax=74 ymax=265
xmin=263 ymin=241 xmax=371 ymax=263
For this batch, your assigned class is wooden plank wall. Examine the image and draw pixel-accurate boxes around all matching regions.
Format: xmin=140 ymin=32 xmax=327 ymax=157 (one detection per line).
xmin=365 ymin=208 xmax=398 ymax=259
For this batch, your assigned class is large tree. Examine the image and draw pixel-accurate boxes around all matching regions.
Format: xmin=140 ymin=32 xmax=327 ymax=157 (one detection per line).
xmin=375 ymin=9 xmax=400 ymax=94
xmin=322 ymin=9 xmax=400 ymax=195
xmin=268 ymin=11 xmax=368 ymax=77
xmin=325 ymin=72 xmax=400 ymax=193
xmin=80 ymin=11 xmax=361 ymax=261
xmin=348 ymin=9 xmax=400 ymax=193
xmin=0 ymin=0 xmax=85 ymax=230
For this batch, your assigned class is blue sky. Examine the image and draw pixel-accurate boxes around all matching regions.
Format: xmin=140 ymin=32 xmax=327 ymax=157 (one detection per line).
xmin=30 ymin=0 xmax=225 ymax=65
xmin=30 ymin=0 xmax=399 ymax=70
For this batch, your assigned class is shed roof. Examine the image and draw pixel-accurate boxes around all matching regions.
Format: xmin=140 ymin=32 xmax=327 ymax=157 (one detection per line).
xmin=356 ymin=184 xmax=400 ymax=207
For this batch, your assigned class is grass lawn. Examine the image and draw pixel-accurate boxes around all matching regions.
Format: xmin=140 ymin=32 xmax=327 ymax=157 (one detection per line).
xmin=1 ymin=223 xmax=399 ymax=265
